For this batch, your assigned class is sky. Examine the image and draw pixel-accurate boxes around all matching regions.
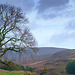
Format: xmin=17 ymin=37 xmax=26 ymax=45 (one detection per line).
xmin=0 ymin=0 xmax=75 ymax=49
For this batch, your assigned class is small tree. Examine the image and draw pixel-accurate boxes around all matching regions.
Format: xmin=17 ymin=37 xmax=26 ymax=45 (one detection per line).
xmin=66 ymin=60 xmax=75 ymax=74
xmin=0 ymin=4 xmax=37 ymax=67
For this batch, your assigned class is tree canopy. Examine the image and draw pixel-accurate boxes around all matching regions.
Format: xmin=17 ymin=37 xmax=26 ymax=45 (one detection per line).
xmin=0 ymin=4 xmax=37 ymax=63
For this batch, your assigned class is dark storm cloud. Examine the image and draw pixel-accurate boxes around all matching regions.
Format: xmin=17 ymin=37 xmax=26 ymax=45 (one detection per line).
xmin=0 ymin=0 xmax=35 ymax=12
xmin=36 ymin=0 xmax=70 ymax=19
xmin=37 ymin=0 xmax=69 ymax=13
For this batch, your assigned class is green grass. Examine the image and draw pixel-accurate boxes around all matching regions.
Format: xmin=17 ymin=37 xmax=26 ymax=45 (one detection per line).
xmin=0 ymin=71 xmax=37 ymax=75
xmin=0 ymin=71 xmax=23 ymax=75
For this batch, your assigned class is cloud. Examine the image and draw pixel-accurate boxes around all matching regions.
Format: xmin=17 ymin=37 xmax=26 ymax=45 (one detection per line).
xmin=35 ymin=0 xmax=72 ymax=19
xmin=50 ymin=31 xmax=75 ymax=44
xmin=0 ymin=0 xmax=35 ymax=13
xmin=37 ymin=0 xmax=69 ymax=13
xmin=50 ymin=20 xmax=75 ymax=46
xmin=65 ymin=20 xmax=75 ymax=30
xmin=50 ymin=30 xmax=75 ymax=49
xmin=31 ymin=28 xmax=56 ymax=47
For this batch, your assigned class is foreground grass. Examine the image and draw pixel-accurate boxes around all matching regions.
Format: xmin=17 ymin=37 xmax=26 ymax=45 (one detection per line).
xmin=0 ymin=71 xmax=37 ymax=75
xmin=0 ymin=71 xmax=23 ymax=75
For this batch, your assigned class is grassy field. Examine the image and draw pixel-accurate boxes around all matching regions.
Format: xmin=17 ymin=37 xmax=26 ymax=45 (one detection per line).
xmin=0 ymin=71 xmax=23 ymax=75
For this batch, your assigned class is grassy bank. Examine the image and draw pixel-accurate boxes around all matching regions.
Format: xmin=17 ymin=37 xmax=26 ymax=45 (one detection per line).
xmin=0 ymin=70 xmax=37 ymax=75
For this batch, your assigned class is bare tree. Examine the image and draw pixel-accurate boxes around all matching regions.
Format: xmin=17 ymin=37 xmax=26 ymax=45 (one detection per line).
xmin=0 ymin=4 xmax=37 ymax=65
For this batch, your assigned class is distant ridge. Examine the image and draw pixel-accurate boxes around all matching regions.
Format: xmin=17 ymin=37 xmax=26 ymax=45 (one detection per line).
xmin=34 ymin=47 xmax=69 ymax=59
xmin=2 ymin=47 xmax=69 ymax=63
xmin=51 ymin=49 xmax=75 ymax=59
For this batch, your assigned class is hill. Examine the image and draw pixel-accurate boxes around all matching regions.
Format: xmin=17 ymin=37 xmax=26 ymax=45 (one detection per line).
xmin=26 ymin=49 xmax=75 ymax=75
xmin=0 ymin=48 xmax=74 ymax=75
xmin=51 ymin=49 xmax=75 ymax=59
xmin=34 ymin=47 xmax=68 ymax=59
xmin=2 ymin=47 xmax=68 ymax=63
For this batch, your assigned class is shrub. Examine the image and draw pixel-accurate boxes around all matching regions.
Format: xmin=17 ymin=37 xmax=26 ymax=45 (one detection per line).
xmin=0 ymin=60 xmax=34 ymax=72
xmin=66 ymin=60 xmax=75 ymax=74
xmin=0 ymin=60 xmax=26 ymax=71
xmin=26 ymin=66 xmax=34 ymax=72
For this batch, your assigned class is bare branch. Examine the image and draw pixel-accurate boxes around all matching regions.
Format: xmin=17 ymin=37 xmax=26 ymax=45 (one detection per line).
xmin=0 ymin=4 xmax=37 ymax=65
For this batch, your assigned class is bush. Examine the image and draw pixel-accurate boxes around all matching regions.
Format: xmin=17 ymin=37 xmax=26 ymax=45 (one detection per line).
xmin=0 ymin=60 xmax=35 ymax=72
xmin=0 ymin=60 xmax=26 ymax=71
xmin=66 ymin=60 xmax=75 ymax=74
xmin=26 ymin=66 xmax=34 ymax=72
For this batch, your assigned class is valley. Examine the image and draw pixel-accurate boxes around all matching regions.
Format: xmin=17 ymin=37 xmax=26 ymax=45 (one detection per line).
xmin=23 ymin=49 xmax=75 ymax=75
